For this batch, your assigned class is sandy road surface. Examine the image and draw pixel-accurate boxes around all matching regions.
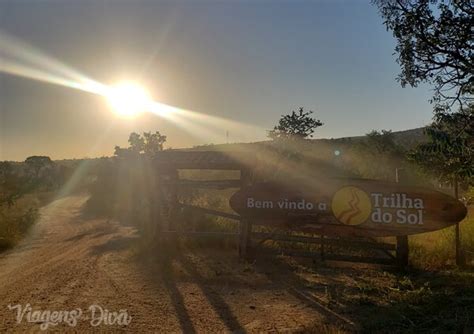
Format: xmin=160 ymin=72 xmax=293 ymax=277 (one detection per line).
xmin=0 ymin=195 xmax=348 ymax=333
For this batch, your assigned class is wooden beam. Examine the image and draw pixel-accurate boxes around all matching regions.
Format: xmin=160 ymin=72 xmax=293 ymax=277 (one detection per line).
xmin=177 ymin=203 xmax=241 ymax=221
xmin=155 ymin=150 xmax=255 ymax=170
xmin=239 ymin=219 xmax=252 ymax=259
xmin=395 ymin=168 xmax=409 ymax=268
xmin=239 ymin=168 xmax=254 ymax=259
xmin=321 ymin=253 xmax=395 ymax=265
xmin=161 ymin=231 xmax=239 ymax=238
xmin=252 ymin=232 xmax=397 ymax=251
xmin=167 ymin=179 xmax=242 ymax=189
xmin=265 ymin=249 xmax=395 ymax=265
xmin=165 ymin=169 xmax=179 ymax=232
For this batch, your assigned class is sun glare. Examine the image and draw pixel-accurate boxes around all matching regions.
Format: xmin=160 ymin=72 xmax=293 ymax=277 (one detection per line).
xmin=106 ymin=81 xmax=152 ymax=118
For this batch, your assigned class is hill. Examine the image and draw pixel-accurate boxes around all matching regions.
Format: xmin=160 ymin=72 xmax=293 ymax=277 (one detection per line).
xmin=191 ymin=127 xmax=428 ymax=152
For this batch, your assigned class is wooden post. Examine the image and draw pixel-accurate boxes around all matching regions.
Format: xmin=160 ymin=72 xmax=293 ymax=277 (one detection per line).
xmin=454 ymin=176 xmax=465 ymax=267
xmin=320 ymin=235 xmax=325 ymax=261
xmin=395 ymin=168 xmax=409 ymax=268
xmin=396 ymin=235 xmax=409 ymax=268
xmin=163 ymin=168 xmax=179 ymax=232
xmin=151 ymin=171 xmax=162 ymax=238
xmin=239 ymin=219 xmax=252 ymax=259
xmin=239 ymin=168 xmax=253 ymax=259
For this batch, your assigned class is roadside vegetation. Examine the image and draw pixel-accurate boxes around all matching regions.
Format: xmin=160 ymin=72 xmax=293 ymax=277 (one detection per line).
xmin=84 ymin=131 xmax=166 ymax=246
xmin=0 ymin=157 xmax=72 ymax=250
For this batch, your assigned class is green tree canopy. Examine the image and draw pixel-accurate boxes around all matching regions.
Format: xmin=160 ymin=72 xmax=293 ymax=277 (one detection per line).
xmin=143 ymin=131 xmax=167 ymax=155
xmin=268 ymin=107 xmax=323 ymax=141
xmin=114 ymin=131 xmax=167 ymax=158
xmin=373 ymin=0 xmax=473 ymax=111
xmin=410 ymin=107 xmax=474 ymax=186
xmin=365 ymin=129 xmax=401 ymax=155
xmin=128 ymin=132 xmax=145 ymax=153
xmin=25 ymin=156 xmax=53 ymax=177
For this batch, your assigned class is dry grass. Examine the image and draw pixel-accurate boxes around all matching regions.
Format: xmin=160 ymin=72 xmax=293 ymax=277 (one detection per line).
xmin=0 ymin=193 xmax=50 ymax=249
xmin=410 ymin=206 xmax=474 ymax=269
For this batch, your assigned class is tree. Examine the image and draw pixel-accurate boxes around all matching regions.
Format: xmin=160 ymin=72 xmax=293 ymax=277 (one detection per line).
xmin=373 ymin=0 xmax=473 ymax=111
xmin=25 ymin=156 xmax=53 ymax=177
xmin=410 ymin=106 xmax=473 ymax=267
xmin=351 ymin=130 xmax=406 ymax=181
xmin=128 ymin=132 xmax=145 ymax=153
xmin=268 ymin=107 xmax=323 ymax=140
xmin=114 ymin=131 xmax=167 ymax=157
xmin=143 ymin=131 xmax=167 ymax=155
xmin=410 ymin=106 xmax=474 ymax=186
xmin=365 ymin=129 xmax=402 ymax=155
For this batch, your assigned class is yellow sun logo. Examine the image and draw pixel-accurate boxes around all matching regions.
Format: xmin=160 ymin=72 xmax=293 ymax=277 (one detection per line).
xmin=331 ymin=186 xmax=372 ymax=225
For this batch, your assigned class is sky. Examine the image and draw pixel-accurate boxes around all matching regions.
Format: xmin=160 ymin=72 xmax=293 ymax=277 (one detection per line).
xmin=0 ymin=0 xmax=434 ymax=161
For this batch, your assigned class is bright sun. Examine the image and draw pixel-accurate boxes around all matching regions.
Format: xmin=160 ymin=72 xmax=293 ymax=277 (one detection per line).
xmin=106 ymin=81 xmax=152 ymax=118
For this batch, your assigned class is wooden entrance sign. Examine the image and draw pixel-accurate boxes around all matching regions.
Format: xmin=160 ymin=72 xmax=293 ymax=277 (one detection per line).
xmin=229 ymin=179 xmax=467 ymax=238
xmin=155 ymin=150 xmax=467 ymax=266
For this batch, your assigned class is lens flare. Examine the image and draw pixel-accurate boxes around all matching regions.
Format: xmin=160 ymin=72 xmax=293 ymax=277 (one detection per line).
xmin=0 ymin=30 xmax=267 ymax=142
xmin=105 ymin=81 xmax=152 ymax=118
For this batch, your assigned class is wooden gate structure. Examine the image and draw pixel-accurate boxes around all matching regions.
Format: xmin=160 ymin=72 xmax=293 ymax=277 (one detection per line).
xmin=155 ymin=150 xmax=409 ymax=267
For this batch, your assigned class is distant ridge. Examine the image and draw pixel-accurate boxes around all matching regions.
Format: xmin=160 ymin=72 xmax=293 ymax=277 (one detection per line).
xmin=324 ymin=127 xmax=427 ymax=149
xmin=390 ymin=127 xmax=427 ymax=148
xmin=191 ymin=127 xmax=428 ymax=151
xmin=46 ymin=127 xmax=430 ymax=162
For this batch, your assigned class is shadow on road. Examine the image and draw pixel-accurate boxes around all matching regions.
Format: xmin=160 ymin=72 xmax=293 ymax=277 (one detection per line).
xmin=139 ymin=244 xmax=246 ymax=333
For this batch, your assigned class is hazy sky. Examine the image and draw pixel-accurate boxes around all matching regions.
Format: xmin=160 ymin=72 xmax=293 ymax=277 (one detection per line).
xmin=0 ymin=0 xmax=434 ymax=161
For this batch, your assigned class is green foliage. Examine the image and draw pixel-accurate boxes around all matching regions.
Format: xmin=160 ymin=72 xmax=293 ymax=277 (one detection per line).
xmin=0 ymin=156 xmax=68 ymax=251
xmin=365 ymin=129 xmax=403 ymax=156
xmin=128 ymin=132 xmax=145 ymax=153
xmin=87 ymin=131 xmax=168 ymax=241
xmin=25 ymin=156 xmax=53 ymax=177
xmin=0 ymin=157 xmax=63 ymax=207
xmin=143 ymin=131 xmax=166 ymax=154
xmin=373 ymin=0 xmax=473 ymax=111
xmin=337 ymin=129 xmax=425 ymax=182
xmin=0 ymin=161 xmax=12 ymax=178
xmin=85 ymin=155 xmax=162 ymax=242
xmin=410 ymin=108 xmax=474 ymax=185
xmin=114 ymin=131 xmax=167 ymax=157
xmin=268 ymin=107 xmax=323 ymax=141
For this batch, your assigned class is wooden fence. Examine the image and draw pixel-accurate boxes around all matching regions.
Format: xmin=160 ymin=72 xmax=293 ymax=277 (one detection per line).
xmin=156 ymin=150 xmax=408 ymax=267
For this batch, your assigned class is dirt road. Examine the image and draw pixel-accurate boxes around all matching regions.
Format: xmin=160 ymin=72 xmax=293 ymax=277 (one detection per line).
xmin=0 ymin=195 xmax=350 ymax=333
